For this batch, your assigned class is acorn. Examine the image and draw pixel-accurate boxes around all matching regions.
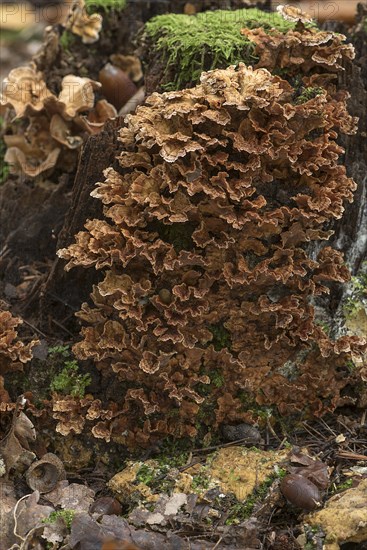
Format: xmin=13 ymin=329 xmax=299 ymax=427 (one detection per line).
xmin=25 ymin=453 xmax=66 ymax=493
xmin=90 ymin=496 xmax=122 ymax=516
xmin=98 ymin=63 xmax=137 ymax=111
xmin=280 ymin=474 xmax=321 ymax=511
xmin=158 ymin=288 xmax=172 ymax=305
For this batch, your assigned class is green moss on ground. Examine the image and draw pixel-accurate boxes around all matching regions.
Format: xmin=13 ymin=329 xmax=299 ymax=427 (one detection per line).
xmin=145 ymin=8 xmax=303 ymax=90
xmin=135 ymin=444 xmax=191 ymax=494
xmin=224 ymin=467 xmax=287 ymax=525
xmin=208 ymin=324 xmax=231 ymax=352
xmin=43 ymin=509 xmax=75 ymax=530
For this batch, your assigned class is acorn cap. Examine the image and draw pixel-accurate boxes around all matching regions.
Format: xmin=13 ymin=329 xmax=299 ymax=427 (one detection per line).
xmin=25 ymin=452 xmax=66 ymax=493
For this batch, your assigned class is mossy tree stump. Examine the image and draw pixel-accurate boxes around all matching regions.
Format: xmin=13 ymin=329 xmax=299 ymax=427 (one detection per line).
xmin=39 ymin=6 xmax=367 ymax=337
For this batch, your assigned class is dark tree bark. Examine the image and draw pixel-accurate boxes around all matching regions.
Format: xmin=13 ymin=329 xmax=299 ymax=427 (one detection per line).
xmin=38 ymin=117 xmax=124 ymax=333
xmin=332 ymin=59 xmax=367 ymax=274
xmin=324 ymin=5 xmax=367 ymax=274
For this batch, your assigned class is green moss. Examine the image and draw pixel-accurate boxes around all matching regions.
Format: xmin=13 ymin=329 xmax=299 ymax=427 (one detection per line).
xmin=236 ymin=390 xmax=273 ymax=420
xmin=135 ymin=442 xmax=190 ymax=494
xmin=210 ymin=369 xmax=225 ymax=388
xmin=315 ymin=320 xmax=331 ymax=335
xmin=225 ymin=471 xmax=283 ymax=525
xmin=195 ymin=367 xmax=224 ymax=401
xmin=295 ymin=86 xmax=324 ymax=104
xmin=43 ymin=509 xmax=75 ymax=530
xmin=332 ymin=478 xmax=353 ymax=493
xmin=50 ymin=359 xmax=91 ymax=398
xmin=48 ymin=344 xmax=70 ymax=358
xmin=59 ymin=30 xmax=76 ymax=52
xmin=208 ymin=324 xmax=231 ymax=352
xmin=145 ymin=8 xmax=302 ymax=91
xmin=345 ymin=359 xmax=356 ymax=372
xmin=85 ymin=0 xmax=126 ymax=13
xmin=148 ymin=220 xmax=196 ymax=252
xmin=343 ymin=261 xmax=367 ymax=317
xmin=191 ymin=468 xmax=211 ymax=491
xmin=0 ymin=140 xmax=9 ymax=185
xmin=136 ymin=464 xmax=156 ymax=485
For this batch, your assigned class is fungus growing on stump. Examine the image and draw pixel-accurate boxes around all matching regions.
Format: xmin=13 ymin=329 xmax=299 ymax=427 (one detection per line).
xmin=58 ymin=26 xmax=365 ymax=447
xmin=0 ymin=307 xmax=39 ymax=408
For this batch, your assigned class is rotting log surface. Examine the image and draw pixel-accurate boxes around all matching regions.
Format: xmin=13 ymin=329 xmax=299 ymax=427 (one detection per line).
xmin=333 ymin=58 xmax=367 ymax=273
xmin=38 ymin=117 xmax=125 ymax=332
xmin=323 ymin=7 xmax=367 ymax=274
xmin=24 ymin=8 xmax=367 ymax=332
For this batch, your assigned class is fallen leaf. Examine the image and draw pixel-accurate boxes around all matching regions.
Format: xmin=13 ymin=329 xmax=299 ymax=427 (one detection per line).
xmin=42 ymin=515 xmax=69 ymax=545
xmin=0 ymin=480 xmax=17 ymax=548
xmin=280 ymin=474 xmax=321 ymax=511
xmin=58 ymin=483 xmax=95 ymax=512
xmin=15 ymin=491 xmax=54 ymax=538
xmin=0 ymin=399 xmax=36 ymax=474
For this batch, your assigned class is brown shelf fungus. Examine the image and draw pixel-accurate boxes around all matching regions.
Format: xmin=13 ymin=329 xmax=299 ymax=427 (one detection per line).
xmin=57 ymin=27 xmax=366 ymax=448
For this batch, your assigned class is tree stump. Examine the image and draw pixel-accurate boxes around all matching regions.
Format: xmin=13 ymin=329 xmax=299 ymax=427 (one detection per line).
xmin=21 ymin=5 xmax=367 ymax=334
xmin=39 ymin=117 xmax=124 ymax=333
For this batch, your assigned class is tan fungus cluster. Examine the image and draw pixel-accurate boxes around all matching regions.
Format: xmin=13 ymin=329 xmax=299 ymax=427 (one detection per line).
xmin=0 ymin=64 xmax=116 ymax=177
xmin=242 ymin=26 xmax=355 ymax=74
xmin=0 ymin=307 xmax=38 ymax=409
xmin=58 ymin=29 xmax=365 ymax=446
xmin=65 ymin=0 xmax=103 ymax=45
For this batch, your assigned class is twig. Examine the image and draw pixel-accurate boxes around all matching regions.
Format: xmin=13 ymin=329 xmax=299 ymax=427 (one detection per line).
xmin=337 ymin=451 xmax=367 ymax=461
xmin=43 ymin=290 xmax=78 ymax=311
xmin=191 ymin=437 xmax=263 ymax=454
xmin=179 ymin=458 xmax=204 ymax=473
xmin=360 ymin=410 xmax=366 ymax=427
xmin=337 ymin=418 xmax=355 ymax=435
xmin=12 ymin=494 xmax=29 ymax=543
xmin=22 ymin=319 xmax=48 ymax=339
xmin=277 ymin=436 xmax=289 ymax=450
xmin=302 ymin=422 xmax=327 ymax=441
xmin=212 ymin=536 xmax=223 ymax=550
xmin=267 ymin=418 xmax=282 ymax=442
xmin=51 ymin=318 xmax=75 ymax=337
xmin=318 ymin=417 xmax=337 ymax=436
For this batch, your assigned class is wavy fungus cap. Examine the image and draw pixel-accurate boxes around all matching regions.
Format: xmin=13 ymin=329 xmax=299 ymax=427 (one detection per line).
xmin=0 ymin=308 xmax=38 ymax=375
xmin=58 ymin=62 xmax=364 ymax=447
xmin=0 ymin=64 xmax=54 ymax=119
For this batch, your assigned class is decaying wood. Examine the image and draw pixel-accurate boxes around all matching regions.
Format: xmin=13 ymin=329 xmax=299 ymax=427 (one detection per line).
xmin=39 ymin=117 xmax=124 ymax=331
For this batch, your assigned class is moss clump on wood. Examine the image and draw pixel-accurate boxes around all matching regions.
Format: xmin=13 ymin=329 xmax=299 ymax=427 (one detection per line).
xmin=295 ymin=86 xmax=324 ymax=104
xmin=59 ymin=29 xmax=76 ymax=52
xmin=144 ymin=8 xmax=303 ymax=90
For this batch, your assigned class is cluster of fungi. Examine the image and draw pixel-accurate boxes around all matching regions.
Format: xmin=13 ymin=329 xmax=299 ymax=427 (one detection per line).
xmin=54 ymin=25 xmax=365 ymax=448
xmin=0 ymin=3 xmax=365 ymax=449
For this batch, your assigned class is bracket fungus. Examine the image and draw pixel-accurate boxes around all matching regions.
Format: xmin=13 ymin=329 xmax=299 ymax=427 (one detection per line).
xmin=65 ymin=0 xmax=103 ymax=44
xmin=58 ymin=31 xmax=365 ymax=446
xmin=0 ymin=308 xmax=38 ymax=377
xmin=0 ymin=64 xmax=104 ymax=177
xmin=0 ymin=308 xmax=38 ymax=411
